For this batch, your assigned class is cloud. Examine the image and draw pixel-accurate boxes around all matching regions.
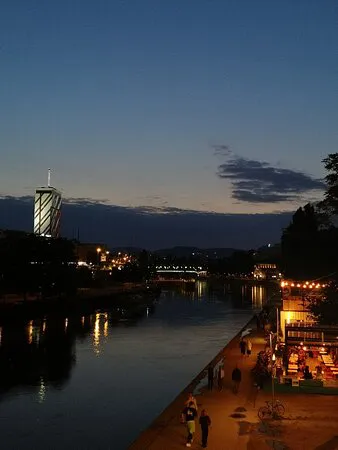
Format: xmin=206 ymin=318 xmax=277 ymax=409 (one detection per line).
xmin=0 ymin=195 xmax=292 ymax=249
xmin=216 ymin=153 xmax=325 ymax=203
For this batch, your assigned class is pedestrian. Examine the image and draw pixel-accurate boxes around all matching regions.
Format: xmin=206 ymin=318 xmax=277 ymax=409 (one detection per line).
xmin=239 ymin=338 xmax=246 ymax=357
xmin=199 ymin=409 xmax=211 ymax=448
xmin=181 ymin=401 xmax=197 ymax=447
xmin=246 ymin=339 xmax=252 ymax=357
xmin=207 ymin=365 xmax=214 ymax=391
xmin=184 ymin=392 xmax=198 ymax=411
xmin=217 ymin=364 xmax=224 ymax=391
xmin=232 ymin=364 xmax=242 ymax=394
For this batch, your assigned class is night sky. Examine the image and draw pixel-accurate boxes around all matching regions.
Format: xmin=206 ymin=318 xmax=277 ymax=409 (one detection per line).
xmin=1 ymin=1 xmax=337 ymax=248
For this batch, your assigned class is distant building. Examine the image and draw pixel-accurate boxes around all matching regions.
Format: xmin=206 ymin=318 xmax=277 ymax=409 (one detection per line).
xmin=75 ymin=243 xmax=109 ymax=264
xmin=34 ymin=171 xmax=62 ymax=238
xmin=253 ymin=263 xmax=280 ymax=280
xmin=34 ymin=187 xmax=62 ymax=238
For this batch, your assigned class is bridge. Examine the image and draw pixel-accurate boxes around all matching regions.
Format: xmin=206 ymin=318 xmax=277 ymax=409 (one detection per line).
xmin=155 ymin=265 xmax=207 ymax=281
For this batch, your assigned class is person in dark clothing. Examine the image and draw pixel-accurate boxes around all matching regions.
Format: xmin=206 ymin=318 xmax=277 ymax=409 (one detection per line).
xmin=232 ymin=365 xmax=242 ymax=394
xmin=199 ymin=409 xmax=211 ymax=448
xmin=239 ymin=339 xmax=246 ymax=356
xmin=181 ymin=401 xmax=198 ymax=447
xmin=207 ymin=365 xmax=214 ymax=391
xmin=304 ymin=365 xmax=313 ymax=379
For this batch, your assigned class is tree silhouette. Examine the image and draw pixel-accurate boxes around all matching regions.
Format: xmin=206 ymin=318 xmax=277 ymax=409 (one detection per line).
xmin=307 ymin=283 xmax=338 ymax=325
xmin=319 ymin=153 xmax=338 ymax=216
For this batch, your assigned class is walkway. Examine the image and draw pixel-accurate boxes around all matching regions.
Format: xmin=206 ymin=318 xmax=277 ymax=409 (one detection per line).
xmin=129 ymin=319 xmax=268 ymax=449
xmin=129 ymin=320 xmax=338 ymax=450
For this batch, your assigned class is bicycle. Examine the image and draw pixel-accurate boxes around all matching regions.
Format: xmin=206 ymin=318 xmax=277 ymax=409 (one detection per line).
xmin=258 ymin=400 xmax=285 ymax=420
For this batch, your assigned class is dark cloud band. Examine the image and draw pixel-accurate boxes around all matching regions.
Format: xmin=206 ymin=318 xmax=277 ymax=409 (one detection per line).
xmin=216 ymin=154 xmax=324 ymax=203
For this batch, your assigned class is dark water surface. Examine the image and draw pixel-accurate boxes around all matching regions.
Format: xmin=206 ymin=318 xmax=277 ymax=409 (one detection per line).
xmin=0 ymin=282 xmax=268 ymax=449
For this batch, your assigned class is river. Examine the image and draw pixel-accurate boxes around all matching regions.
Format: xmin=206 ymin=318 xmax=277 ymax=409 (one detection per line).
xmin=0 ymin=281 xmax=271 ymax=449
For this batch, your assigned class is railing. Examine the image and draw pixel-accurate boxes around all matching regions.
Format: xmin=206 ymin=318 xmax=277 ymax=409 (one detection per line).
xmin=286 ymin=321 xmax=338 ymax=330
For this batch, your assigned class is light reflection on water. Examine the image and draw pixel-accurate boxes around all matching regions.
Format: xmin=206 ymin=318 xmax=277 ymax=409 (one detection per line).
xmin=0 ymin=282 xmax=268 ymax=449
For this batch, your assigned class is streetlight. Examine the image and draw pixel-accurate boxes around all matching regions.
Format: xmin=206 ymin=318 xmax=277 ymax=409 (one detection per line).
xmin=96 ymin=247 xmax=101 ymax=265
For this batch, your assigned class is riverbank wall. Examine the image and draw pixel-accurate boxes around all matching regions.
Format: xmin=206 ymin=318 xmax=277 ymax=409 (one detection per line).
xmin=128 ymin=315 xmax=256 ymax=450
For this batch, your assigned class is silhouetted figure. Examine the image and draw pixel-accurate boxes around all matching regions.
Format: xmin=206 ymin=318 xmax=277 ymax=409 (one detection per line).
xmin=239 ymin=338 xmax=246 ymax=356
xmin=199 ymin=409 xmax=211 ymax=448
xmin=232 ymin=365 xmax=242 ymax=394
xmin=207 ymin=365 xmax=214 ymax=391
xmin=304 ymin=365 xmax=313 ymax=379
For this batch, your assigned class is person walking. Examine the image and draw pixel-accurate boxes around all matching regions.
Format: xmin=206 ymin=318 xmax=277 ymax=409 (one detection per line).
xmin=232 ymin=365 xmax=242 ymax=394
xmin=246 ymin=339 xmax=252 ymax=357
xmin=181 ymin=401 xmax=197 ymax=447
xmin=207 ymin=365 xmax=214 ymax=391
xmin=239 ymin=338 xmax=246 ymax=357
xmin=199 ymin=409 xmax=211 ymax=448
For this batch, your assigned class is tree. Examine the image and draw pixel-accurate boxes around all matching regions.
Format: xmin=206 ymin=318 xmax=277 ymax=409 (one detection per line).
xmin=319 ymin=153 xmax=338 ymax=216
xmin=307 ymin=283 xmax=338 ymax=325
xmin=0 ymin=232 xmax=77 ymax=298
xmin=281 ymin=203 xmax=324 ymax=279
xmin=281 ymin=153 xmax=338 ymax=280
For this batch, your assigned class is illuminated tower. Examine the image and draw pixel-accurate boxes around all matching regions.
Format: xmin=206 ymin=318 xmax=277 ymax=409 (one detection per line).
xmin=34 ymin=169 xmax=62 ymax=238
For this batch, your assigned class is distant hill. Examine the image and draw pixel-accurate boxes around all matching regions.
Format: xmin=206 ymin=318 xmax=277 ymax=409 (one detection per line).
xmin=110 ymin=246 xmax=144 ymax=254
xmin=109 ymin=246 xmax=248 ymax=259
xmin=153 ymin=246 xmax=241 ymax=259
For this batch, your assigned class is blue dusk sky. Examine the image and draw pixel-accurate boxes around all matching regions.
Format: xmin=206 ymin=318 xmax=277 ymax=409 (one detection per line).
xmin=0 ymin=1 xmax=337 ymax=248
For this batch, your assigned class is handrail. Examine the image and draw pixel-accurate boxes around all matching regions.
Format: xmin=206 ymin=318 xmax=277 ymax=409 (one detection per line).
xmin=286 ymin=321 xmax=338 ymax=329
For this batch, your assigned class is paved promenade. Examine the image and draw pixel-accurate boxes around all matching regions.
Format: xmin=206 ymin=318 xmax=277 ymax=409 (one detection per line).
xmin=129 ymin=318 xmax=267 ymax=450
xmin=129 ymin=319 xmax=338 ymax=450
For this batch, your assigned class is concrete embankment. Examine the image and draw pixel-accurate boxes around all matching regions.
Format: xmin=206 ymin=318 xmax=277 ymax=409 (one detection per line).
xmin=128 ymin=316 xmax=259 ymax=450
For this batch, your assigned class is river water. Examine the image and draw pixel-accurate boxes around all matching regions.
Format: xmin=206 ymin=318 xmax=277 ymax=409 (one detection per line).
xmin=0 ymin=281 xmax=269 ymax=449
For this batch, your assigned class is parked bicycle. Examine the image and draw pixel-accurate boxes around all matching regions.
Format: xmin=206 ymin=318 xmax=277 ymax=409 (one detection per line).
xmin=258 ymin=400 xmax=285 ymax=420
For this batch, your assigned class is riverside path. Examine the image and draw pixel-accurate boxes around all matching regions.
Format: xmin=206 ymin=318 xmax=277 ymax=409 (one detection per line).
xmin=129 ymin=319 xmax=338 ymax=450
xmin=128 ymin=318 xmax=268 ymax=449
